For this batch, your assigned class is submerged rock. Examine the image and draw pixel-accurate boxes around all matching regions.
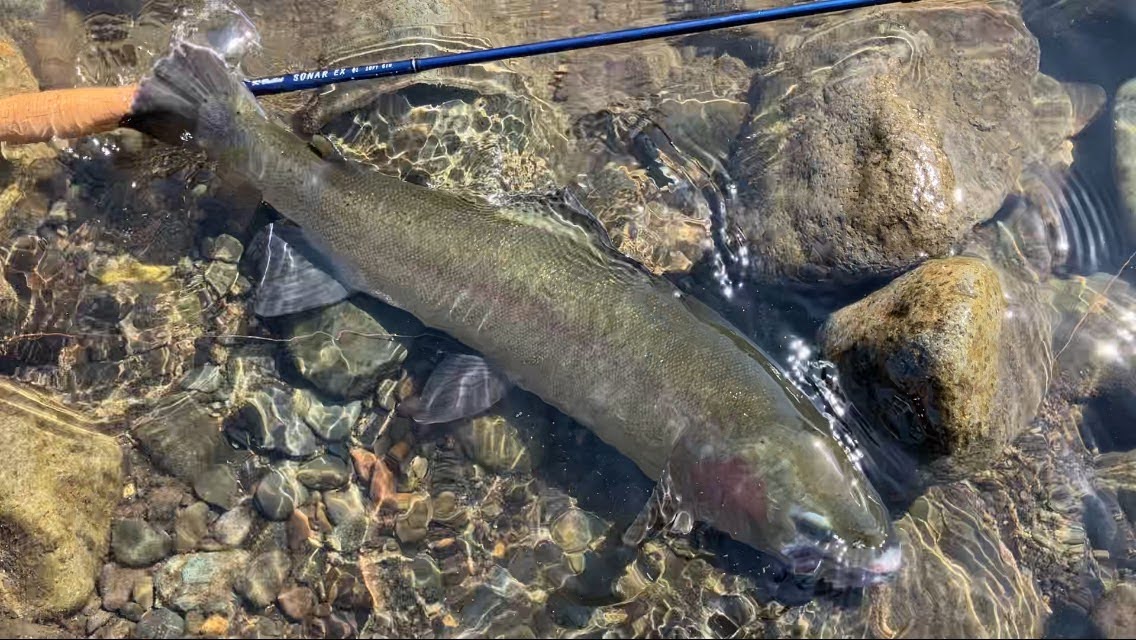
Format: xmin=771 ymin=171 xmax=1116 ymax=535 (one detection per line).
xmin=133 ymin=395 xmax=225 ymax=483
xmin=1097 ymin=451 xmax=1136 ymax=524
xmin=869 ymin=482 xmax=1048 ymax=637
xmin=977 ymin=403 xmax=1103 ymax=613
xmin=174 ymin=502 xmax=212 ymax=553
xmin=396 ymin=493 xmax=433 ymax=544
xmin=235 ymin=550 xmax=290 ymax=609
xmin=111 ymin=519 xmax=173 ymax=568
xmin=821 ymin=256 xmax=1050 ymax=474
xmin=132 ymin=608 xmax=185 ymax=639
xmin=549 ymin=508 xmax=608 ymax=555
xmin=230 ymin=383 xmax=319 ymax=458
xmin=295 ymin=389 xmax=360 ymax=442
xmin=0 ymin=382 xmax=122 ymax=620
xmin=0 ymin=27 xmax=38 ymax=99
xmin=283 ymin=297 xmax=417 ymax=400
xmin=323 ymin=484 xmax=366 ymax=526
xmin=1091 ymin=582 xmax=1136 ymax=639
xmin=297 ymin=454 xmax=351 ymax=490
xmin=153 ymin=551 xmax=249 ymax=614
xmin=192 ymin=464 xmax=242 ymax=511
xmin=277 ymin=586 xmax=316 ymax=622
xmin=98 ymin=564 xmax=148 ymax=615
xmin=254 ymin=464 xmax=310 ymax=521
xmin=212 ymin=506 xmax=254 ymax=548
xmin=456 ymin=393 xmax=549 ymax=473
xmin=730 ymin=0 xmax=1094 ymax=283
xmin=203 ymin=234 xmax=244 ymax=264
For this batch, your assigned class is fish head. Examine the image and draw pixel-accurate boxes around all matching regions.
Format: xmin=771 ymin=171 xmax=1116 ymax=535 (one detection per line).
xmin=667 ymin=420 xmax=900 ymax=586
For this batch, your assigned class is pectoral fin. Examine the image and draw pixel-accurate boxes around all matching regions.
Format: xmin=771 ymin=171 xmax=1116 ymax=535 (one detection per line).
xmin=399 ymin=353 xmax=511 ymax=424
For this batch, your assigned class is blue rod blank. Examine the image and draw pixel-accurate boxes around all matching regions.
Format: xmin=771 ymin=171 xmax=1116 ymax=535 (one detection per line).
xmin=244 ymin=0 xmax=912 ymax=95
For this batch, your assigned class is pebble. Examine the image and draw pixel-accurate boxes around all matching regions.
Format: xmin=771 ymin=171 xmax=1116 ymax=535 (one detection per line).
xmin=133 ymin=576 xmax=154 ymax=611
xmin=132 ymin=609 xmax=185 ymax=639
xmin=329 ymin=517 xmax=369 ymax=554
xmin=284 ymin=298 xmax=417 ymax=399
xmin=432 ymin=491 xmax=467 ymax=527
xmin=287 ymin=508 xmax=314 ymax=551
xmin=297 ymin=454 xmax=351 ymax=490
xmin=86 ymin=609 xmax=113 ymax=634
xmin=141 ymin=488 xmax=183 ymax=526
xmin=212 ymin=506 xmax=254 ymax=548
xmin=409 ymin=555 xmax=443 ymax=598
xmin=326 ymin=564 xmax=371 ymax=610
xmin=198 ymin=614 xmax=229 ymax=637
xmin=396 ymin=494 xmax=433 ymax=544
xmin=133 ymin=395 xmax=225 ymax=483
xmin=323 ymin=484 xmax=366 ymax=526
xmin=203 ymin=261 xmax=239 ymax=297
xmin=406 ymin=455 xmax=429 ymax=490
xmin=254 ymin=465 xmax=310 ymax=521
xmin=313 ymin=613 xmax=357 ymax=639
xmin=235 ymin=550 xmax=291 ymax=609
xmin=370 ymin=459 xmax=396 ymax=508
xmin=192 ymin=464 xmax=242 ymax=511
xmin=111 ymin=519 xmax=173 ymax=568
xmin=98 ymin=564 xmax=145 ymax=613
xmin=183 ymin=612 xmax=204 ymax=635
xmin=180 ymin=365 xmax=224 ymax=394
xmin=459 ymin=402 xmax=548 ymax=473
xmin=351 ymin=448 xmax=377 ymax=480
xmin=119 ymin=602 xmax=144 ymax=622
xmin=204 ymin=234 xmax=244 ymax=263
xmin=1092 ymin=582 xmax=1136 ymax=639
xmin=293 ymin=546 xmax=327 ymax=590
xmin=96 ymin=618 xmax=134 ymax=638
xmin=277 ymin=586 xmax=316 ymax=621
xmin=550 ymin=508 xmax=608 ymax=555
xmin=174 ymin=502 xmax=211 ymax=553
xmin=154 ymin=551 xmax=249 ymax=614
xmin=231 ymin=385 xmax=319 ymax=458
xmin=297 ymin=390 xmax=361 ymax=441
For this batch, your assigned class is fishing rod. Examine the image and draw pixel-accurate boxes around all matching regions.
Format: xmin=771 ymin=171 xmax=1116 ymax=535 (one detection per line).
xmin=245 ymin=0 xmax=916 ymax=95
xmin=0 ymin=0 xmax=916 ymax=143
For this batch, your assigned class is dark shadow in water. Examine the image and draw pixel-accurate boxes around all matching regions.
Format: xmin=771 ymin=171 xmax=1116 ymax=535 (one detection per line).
xmin=1031 ymin=7 xmax=1136 ymax=279
xmin=1082 ymin=390 xmax=1136 ymax=453
xmin=64 ymin=0 xmax=143 ymax=14
xmin=1044 ymin=604 xmax=1102 ymax=640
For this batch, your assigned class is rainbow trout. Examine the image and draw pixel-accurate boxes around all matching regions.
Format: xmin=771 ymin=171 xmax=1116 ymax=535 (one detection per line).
xmin=133 ymin=42 xmax=899 ymax=583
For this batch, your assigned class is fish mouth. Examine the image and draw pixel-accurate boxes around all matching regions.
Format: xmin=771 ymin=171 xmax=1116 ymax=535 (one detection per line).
xmin=780 ymin=534 xmax=902 ymax=588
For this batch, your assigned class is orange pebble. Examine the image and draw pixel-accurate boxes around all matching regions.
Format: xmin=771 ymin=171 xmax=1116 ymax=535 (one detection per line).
xmin=199 ymin=614 xmax=229 ymax=636
xmin=350 ymin=447 xmax=377 ymax=481
xmin=287 ymin=509 xmax=313 ymax=551
xmin=387 ymin=440 xmax=411 ymax=463
xmin=369 ymin=460 xmax=396 ymax=508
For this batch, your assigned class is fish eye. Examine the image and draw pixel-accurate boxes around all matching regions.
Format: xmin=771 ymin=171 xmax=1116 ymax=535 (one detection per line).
xmin=793 ymin=510 xmax=834 ymax=541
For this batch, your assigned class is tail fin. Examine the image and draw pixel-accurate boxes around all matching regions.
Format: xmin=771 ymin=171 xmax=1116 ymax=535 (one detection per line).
xmin=128 ymin=41 xmax=260 ymax=146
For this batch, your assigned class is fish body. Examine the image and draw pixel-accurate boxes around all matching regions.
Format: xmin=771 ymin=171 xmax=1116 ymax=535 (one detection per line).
xmin=133 ymin=43 xmax=899 ymax=583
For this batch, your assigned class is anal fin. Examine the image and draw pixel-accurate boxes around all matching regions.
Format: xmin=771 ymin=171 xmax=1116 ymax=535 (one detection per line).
xmin=399 ymin=354 xmax=511 ymax=424
xmin=247 ymin=222 xmax=358 ymax=317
